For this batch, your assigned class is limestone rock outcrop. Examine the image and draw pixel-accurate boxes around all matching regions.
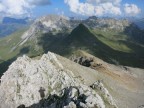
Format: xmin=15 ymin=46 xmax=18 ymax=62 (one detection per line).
xmin=0 ymin=52 xmax=116 ymax=108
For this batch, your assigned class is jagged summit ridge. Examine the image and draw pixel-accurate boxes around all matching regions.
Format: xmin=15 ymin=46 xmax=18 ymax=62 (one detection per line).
xmin=0 ymin=52 xmax=116 ymax=108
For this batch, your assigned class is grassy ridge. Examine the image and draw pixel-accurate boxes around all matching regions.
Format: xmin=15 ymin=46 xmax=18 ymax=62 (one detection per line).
xmin=91 ymin=29 xmax=131 ymax=52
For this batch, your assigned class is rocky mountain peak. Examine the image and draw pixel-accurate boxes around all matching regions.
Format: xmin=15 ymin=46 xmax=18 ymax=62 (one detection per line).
xmin=2 ymin=17 xmax=29 ymax=24
xmin=0 ymin=52 xmax=116 ymax=108
xmin=87 ymin=16 xmax=98 ymax=20
xmin=37 ymin=15 xmax=70 ymax=22
xmin=20 ymin=15 xmax=75 ymax=46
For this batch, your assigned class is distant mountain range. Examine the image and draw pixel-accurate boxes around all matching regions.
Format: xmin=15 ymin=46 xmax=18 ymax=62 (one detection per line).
xmin=134 ymin=18 xmax=144 ymax=30
xmin=2 ymin=17 xmax=29 ymax=24
xmin=0 ymin=17 xmax=31 ymax=38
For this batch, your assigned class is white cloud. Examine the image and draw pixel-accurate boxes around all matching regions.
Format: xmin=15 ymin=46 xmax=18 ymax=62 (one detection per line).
xmin=1 ymin=0 xmax=30 ymax=16
xmin=87 ymin=0 xmax=121 ymax=5
xmin=0 ymin=0 xmax=51 ymax=17
xmin=64 ymin=0 xmax=121 ymax=16
xmin=64 ymin=0 xmax=141 ymax=17
xmin=124 ymin=3 xmax=141 ymax=16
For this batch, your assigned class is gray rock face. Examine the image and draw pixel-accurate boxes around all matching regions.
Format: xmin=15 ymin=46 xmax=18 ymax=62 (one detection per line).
xmin=138 ymin=105 xmax=144 ymax=108
xmin=90 ymin=80 xmax=117 ymax=107
xmin=70 ymin=56 xmax=94 ymax=67
xmin=84 ymin=17 xmax=130 ymax=31
xmin=0 ymin=52 xmax=116 ymax=108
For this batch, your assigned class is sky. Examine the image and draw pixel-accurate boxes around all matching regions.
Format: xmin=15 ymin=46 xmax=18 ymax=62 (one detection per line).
xmin=0 ymin=0 xmax=144 ymax=19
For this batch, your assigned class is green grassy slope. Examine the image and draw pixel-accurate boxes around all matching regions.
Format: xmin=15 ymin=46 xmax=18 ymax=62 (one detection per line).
xmin=91 ymin=28 xmax=144 ymax=66
xmin=0 ymin=30 xmax=23 ymax=60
